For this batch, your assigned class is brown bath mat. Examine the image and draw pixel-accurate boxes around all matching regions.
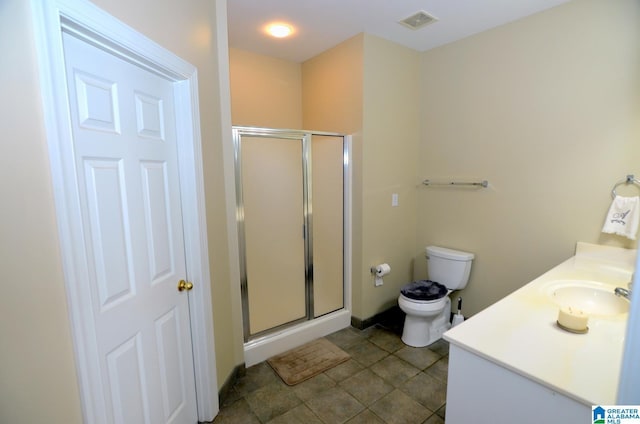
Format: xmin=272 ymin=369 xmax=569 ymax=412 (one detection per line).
xmin=267 ymin=338 xmax=350 ymax=385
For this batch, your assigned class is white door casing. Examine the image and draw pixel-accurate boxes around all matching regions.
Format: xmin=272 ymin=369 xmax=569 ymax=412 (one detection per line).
xmin=31 ymin=0 xmax=218 ymax=422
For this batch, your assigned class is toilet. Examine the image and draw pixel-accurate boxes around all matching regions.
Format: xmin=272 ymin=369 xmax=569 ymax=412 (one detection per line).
xmin=398 ymin=246 xmax=474 ymax=347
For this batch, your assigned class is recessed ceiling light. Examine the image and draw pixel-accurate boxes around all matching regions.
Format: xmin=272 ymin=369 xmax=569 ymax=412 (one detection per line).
xmin=265 ymin=23 xmax=294 ymax=38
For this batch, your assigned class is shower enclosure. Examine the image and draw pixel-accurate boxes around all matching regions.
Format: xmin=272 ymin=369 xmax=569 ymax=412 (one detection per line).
xmin=233 ymin=127 xmax=351 ymax=364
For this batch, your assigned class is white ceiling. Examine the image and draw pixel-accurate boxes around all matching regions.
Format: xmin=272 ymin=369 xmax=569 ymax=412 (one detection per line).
xmin=227 ymin=0 xmax=571 ymax=63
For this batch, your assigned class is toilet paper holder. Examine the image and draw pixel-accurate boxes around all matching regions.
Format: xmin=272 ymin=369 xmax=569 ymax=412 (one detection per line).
xmin=371 ymin=264 xmax=391 ymax=276
xmin=371 ymin=264 xmax=391 ymax=287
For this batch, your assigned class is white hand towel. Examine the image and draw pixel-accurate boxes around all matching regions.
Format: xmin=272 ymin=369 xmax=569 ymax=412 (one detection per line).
xmin=602 ymin=195 xmax=640 ymax=240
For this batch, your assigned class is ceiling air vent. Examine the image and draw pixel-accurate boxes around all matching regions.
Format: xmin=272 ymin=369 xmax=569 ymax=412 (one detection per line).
xmin=399 ymin=10 xmax=438 ymax=30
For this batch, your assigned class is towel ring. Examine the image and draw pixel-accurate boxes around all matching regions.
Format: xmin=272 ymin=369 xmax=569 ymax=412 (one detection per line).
xmin=611 ymin=174 xmax=640 ymax=198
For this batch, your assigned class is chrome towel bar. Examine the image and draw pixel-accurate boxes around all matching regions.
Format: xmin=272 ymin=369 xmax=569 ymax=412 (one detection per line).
xmin=423 ymin=179 xmax=489 ymax=188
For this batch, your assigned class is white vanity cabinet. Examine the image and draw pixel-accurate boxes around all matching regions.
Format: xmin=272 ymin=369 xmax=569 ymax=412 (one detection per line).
xmin=446 ymin=345 xmax=589 ymax=424
xmin=443 ymin=242 xmax=635 ymax=423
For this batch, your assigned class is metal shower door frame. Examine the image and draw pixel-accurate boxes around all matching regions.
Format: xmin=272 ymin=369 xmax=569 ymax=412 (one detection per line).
xmin=232 ymin=126 xmax=346 ymax=342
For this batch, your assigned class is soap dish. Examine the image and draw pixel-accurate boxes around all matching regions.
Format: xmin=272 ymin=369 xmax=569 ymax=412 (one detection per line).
xmin=556 ymin=320 xmax=589 ymax=334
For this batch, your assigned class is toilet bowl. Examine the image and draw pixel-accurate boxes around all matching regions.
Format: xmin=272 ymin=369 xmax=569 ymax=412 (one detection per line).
xmin=398 ymin=286 xmax=452 ymax=347
xmin=398 ymin=246 xmax=474 ymax=347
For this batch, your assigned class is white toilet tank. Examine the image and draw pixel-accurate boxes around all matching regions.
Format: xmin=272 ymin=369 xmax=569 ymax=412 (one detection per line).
xmin=426 ymin=246 xmax=474 ymax=290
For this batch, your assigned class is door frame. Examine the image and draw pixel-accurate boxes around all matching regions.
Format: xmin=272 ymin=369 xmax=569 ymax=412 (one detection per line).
xmin=31 ymin=0 xmax=218 ymax=421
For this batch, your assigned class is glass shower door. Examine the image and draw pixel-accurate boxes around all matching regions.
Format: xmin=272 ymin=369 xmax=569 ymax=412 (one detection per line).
xmin=240 ymin=135 xmax=306 ymax=335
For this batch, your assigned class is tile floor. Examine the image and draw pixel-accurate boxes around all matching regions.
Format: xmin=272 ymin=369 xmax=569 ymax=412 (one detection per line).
xmin=212 ymin=323 xmax=448 ymax=424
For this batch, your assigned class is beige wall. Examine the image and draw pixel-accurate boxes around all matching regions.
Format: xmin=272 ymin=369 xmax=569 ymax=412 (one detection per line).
xmin=417 ymin=0 xmax=640 ymax=316
xmin=360 ymin=35 xmax=421 ymax=319
xmin=0 ymin=1 xmax=82 ymax=422
xmin=302 ymin=34 xmax=364 ymax=134
xmin=0 ymin=0 xmax=239 ymax=421
xmin=229 ymin=48 xmax=303 ymax=128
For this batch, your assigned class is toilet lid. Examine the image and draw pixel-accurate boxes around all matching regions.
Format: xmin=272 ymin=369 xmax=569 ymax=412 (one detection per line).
xmin=401 ymin=280 xmax=447 ymax=301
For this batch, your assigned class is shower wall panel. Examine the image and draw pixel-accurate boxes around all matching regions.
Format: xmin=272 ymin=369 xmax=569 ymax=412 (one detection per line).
xmin=312 ymin=135 xmax=344 ymax=316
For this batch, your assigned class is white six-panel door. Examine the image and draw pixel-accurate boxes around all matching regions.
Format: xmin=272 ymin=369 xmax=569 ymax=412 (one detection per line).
xmin=61 ymin=31 xmax=198 ymax=423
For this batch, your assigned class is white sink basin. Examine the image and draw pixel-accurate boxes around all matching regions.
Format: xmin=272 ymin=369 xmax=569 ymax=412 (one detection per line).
xmin=544 ymin=279 xmax=629 ymax=316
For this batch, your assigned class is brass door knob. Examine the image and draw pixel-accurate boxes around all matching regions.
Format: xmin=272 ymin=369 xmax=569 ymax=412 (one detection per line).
xmin=177 ymin=280 xmax=194 ymax=292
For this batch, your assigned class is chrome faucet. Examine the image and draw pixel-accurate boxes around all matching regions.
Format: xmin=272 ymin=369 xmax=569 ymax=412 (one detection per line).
xmin=615 ymin=287 xmax=632 ymax=301
xmin=615 ymin=273 xmax=634 ymax=301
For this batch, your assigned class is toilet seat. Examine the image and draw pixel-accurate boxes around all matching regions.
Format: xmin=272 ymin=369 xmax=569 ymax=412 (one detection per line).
xmin=400 ymin=280 xmax=448 ymax=303
xmin=399 ymin=294 xmax=446 ymax=305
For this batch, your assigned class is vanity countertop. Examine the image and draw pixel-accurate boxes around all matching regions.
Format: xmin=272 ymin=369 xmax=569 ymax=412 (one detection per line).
xmin=443 ymin=242 xmax=636 ymax=405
